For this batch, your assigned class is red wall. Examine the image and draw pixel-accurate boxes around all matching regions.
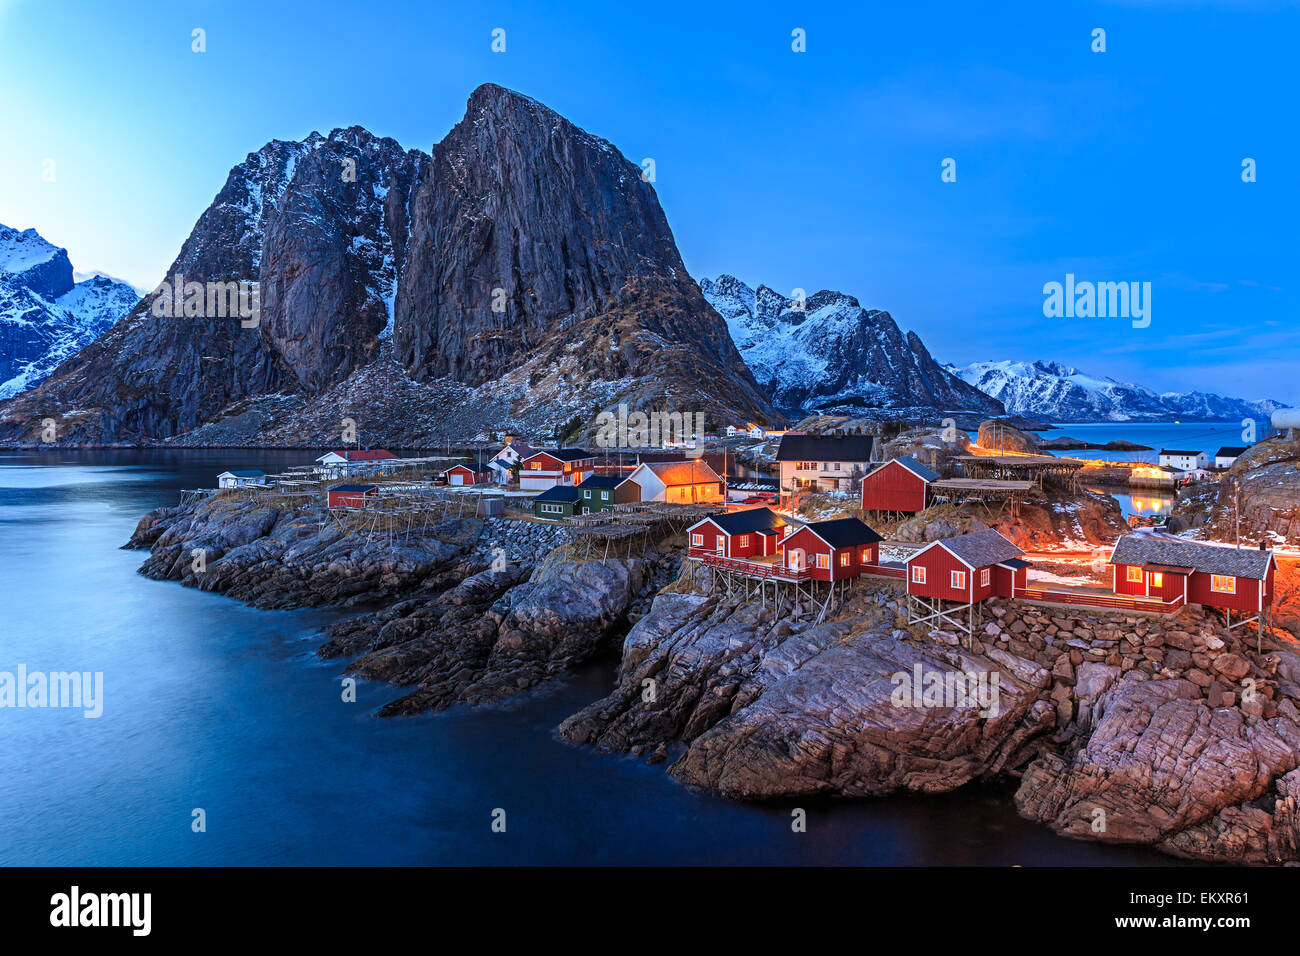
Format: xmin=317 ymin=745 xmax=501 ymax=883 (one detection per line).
xmin=861 ymin=460 xmax=928 ymax=513
xmin=328 ymin=490 xmax=374 ymax=509
xmin=993 ymin=564 xmax=1026 ymax=598
xmin=779 ymin=527 xmax=877 ymax=580
xmin=907 ymin=545 xmax=981 ymax=602
xmin=1188 ymin=571 xmax=1262 ymax=612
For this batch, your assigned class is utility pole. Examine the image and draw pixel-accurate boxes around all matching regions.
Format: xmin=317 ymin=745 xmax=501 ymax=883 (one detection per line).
xmin=1234 ymin=477 xmax=1241 ymax=550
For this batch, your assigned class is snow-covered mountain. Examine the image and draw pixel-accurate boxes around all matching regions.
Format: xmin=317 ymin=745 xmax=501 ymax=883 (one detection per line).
xmin=0 ymin=224 xmax=140 ymax=399
xmin=952 ymin=359 xmax=1282 ymax=423
xmin=699 ymin=274 xmax=1002 ymax=418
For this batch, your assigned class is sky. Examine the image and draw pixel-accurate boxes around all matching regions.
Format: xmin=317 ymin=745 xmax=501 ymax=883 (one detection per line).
xmin=0 ymin=0 xmax=1295 ymax=401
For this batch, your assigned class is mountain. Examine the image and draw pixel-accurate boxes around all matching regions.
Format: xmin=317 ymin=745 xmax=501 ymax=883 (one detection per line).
xmin=0 ymin=225 xmax=140 ymax=399
xmin=952 ymin=359 xmax=1283 ymax=423
xmin=0 ymin=85 xmax=776 ymax=445
xmin=698 ymin=274 xmax=1003 ymax=419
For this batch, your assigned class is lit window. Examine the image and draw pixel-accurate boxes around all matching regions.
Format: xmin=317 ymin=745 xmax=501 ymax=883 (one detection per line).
xmin=1127 ymin=566 xmax=1143 ymax=583
xmin=951 ymin=570 xmax=966 ymax=589
xmin=1150 ymin=572 xmax=1164 ymax=589
xmin=691 ymin=534 xmax=703 ymax=547
xmin=840 ymin=552 xmax=850 ymax=566
xmin=1211 ymin=575 xmax=1235 ymax=594
xmin=861 ymin=549 xmax=870 ymax=563
xmin=912 ymin=566 xmax=926 ymax=584
xmin=816 ymin=554 xmax=830 ymax=569
xmin=980 ymin=568 xmax=990 ymax=587
xmin=739 ymin=535 xmax=750 ymax=548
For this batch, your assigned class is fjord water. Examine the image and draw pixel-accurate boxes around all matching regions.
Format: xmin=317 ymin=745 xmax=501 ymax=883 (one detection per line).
xmin=0 ymin=450 xmax=1174 ymax=866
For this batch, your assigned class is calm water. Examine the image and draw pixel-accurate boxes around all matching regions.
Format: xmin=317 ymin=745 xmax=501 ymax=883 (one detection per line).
xmin=0 ymin=449 xmax=1178 ymax=866
xmin=1041 ymin=422 xmax=1262 ymax=463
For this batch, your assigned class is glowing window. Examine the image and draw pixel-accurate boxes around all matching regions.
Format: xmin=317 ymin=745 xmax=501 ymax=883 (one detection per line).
xmin=911 ymin=566 xmax=926 ymax=584
xmin=816 ymin=554 xmax=830 ymax=569
xmin=1211 ymin=575 xmax=1236 ymax=594
xmin=1127 ymin=566 xmax=1143 ymax=583
xmin=690 ymin=534 xmax=703 ymax=547
xmin=840 ymin=552 xmax=850 ymax=566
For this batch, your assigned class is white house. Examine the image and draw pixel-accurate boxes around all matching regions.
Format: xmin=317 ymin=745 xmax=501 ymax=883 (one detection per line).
xmin=725 ymin=425 xmax=743 ymax=438
xmin=314 ymin=449 xmax=398 ymax=478
xmin=1214 ymin=446 xmax=1248 ymax=469
xmin=620 ymin=459 xmax=724 ymax=504
xmin=487 ymin=440 xmax=536 ymax=484
xmin=775 ymin=434 xmax=875 ymax=494
xmin=217 ymin=470 xmax=267 ymax=489
xmin=1158 ymin=449 xmax=1210 ymax=472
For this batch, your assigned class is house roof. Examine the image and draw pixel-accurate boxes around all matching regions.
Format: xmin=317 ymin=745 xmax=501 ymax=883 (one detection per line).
xmin=526 ymin=448 xmax=596 ymax=463
xmin=579 ymin=475 xmax=625 ymax=489
xmin=874 ymin=456 xmax=939 ymax=483
xmin=775 ymin=434 xmax=874 ymax=463
xmin=1109 ymin=534 xmax=1274 ymax=580
xmin=911 ymin=529 xmax=1024 ymax=569
xmin=331 ymin=484 xmax=379 ymax=493
xmin=1159 ymin=449 xmax=1204 ymax=457
xmin=707 ymin=507 xmax=787 ymax=536
xmin=790 ymin=516 xmax=883 ymax=549
xmin=533 ymin=485 xmax=582 ymax=503
xmin=998 ymin=558 xmax=1032 ymax=570
xmin=492 ymin=441 xmax=537 ymax=461
xmin=637 ymin=459 xmax=721 ymax=486
xmin=221 ymin=470 xmax=265 ymax=478
xmin=319 ymin=449 xmax=397 ymax=462
xmin=443 ymin=463 xmax=487 ymax=474
xmin=1215 ymin=446 xmax=1248 ymax=458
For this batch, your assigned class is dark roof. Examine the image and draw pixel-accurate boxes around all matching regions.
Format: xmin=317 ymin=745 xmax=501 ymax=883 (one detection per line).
xmin=1159 ymin=449 xmax=1204 ymax=457
xmin=998 ymin=558 xmax=1032 ymax=570
xmin=533 ymin=486 xmax=582 ymax=503
xmin=531 ymin=448 xmax=595 ymax=462
xmin=223 ymin=470 xmax=265 ymax=477
xmin=797 ymin=517 xmax=883 ymax=548
xmin=579 ymin=475 xmax=625 ymax=489
xmin=1215 ymin=446 xmax=1248 ymax=458
xmin=915 ymin=529 xmax=1024 ymax=568
xmin=1109 ymin=534 xmax=1274 ymax=580
xmin=774 ymin=434 xmax=874 ymax=463
xmin=877 ymin=456 xmax=939 ymax=483
xmin=331 ymin=484 xmax=378 ymax=493
xmin=708 ymin=507 xmax=786 ymax=536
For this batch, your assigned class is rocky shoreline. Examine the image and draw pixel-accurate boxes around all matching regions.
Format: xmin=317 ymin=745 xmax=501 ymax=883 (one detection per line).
xmin=125 ymin=490 xmax=1300 ymax=864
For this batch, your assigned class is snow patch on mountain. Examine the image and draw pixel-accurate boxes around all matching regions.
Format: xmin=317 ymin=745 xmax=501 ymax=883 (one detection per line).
xmin=0 ymin=224 xmax=139 ymax=399
xmin=700 ymin=274 xmax=1003 ymax=418
xmin=952 ymin=359 xmax=1282 ymax=423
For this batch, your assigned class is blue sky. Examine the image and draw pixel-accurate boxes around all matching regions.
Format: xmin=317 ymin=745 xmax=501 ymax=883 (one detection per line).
xmin=0 ymin=0 xmax=1295 ymax=401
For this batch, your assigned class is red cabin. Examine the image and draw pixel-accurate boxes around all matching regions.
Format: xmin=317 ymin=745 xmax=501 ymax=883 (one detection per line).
xmin=442 ymin=464 xmax=491 ymax=486
xmin=906 ymin=529 xmax=1027 ymax=604
xmin=327 ymin=484 xmax=379 ymax=509
xmin=1109 ymin=534 xmax=1276 ymax=615
xmin=861 ymin=456 xmax=939 ymax=514
xmin=687 ymin=507 xmax=788 ymax=559
xmin=778 ymin=517 xmax=883 ymax=581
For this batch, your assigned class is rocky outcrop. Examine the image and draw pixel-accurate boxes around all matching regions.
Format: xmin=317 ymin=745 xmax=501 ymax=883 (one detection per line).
xmin=893 ymin=490 xmax=1127 ymax=550
xmin=976 ymin=419 xmax=1040 ymax=454
xmin=2 ymin=85 xmax=777 ymax=446
xmin=1169 ymin=436 xmax=1300 ymax=543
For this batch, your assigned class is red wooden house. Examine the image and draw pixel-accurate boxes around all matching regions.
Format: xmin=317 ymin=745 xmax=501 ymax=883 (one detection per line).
xmin=1108 ymin=534 xmax=1276 ymax=619
xmin=519 ymin=449 xmax=597 ymax=491
xmin=327 ymin=484 xmax=379 ymax=509
xmin=687 ymin=507 xmax=788 ymax=559
xmin=777 ymin=517 xmax=883 ymax=581
xmin=442 ymin=464 xmax=491 ymax=486
xmin=861 ymin=456 xmax=939 ymax=514
xmin=906 ymin=529 xmax=1028 ymax=604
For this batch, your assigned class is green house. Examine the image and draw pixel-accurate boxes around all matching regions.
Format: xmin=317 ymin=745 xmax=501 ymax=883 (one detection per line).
xmin=533 ymin=485 xmax=582 ymax=520
xmin=577 ymin=475 xmax=626 ymax=513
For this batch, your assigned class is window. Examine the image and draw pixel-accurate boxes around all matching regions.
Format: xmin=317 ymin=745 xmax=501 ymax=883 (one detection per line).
xmin=840 ymin=552 xmax=850 ymax=567
xmin=583 ymin=490 xmax=591 ymax=498
xmin=690 ymin=534 xmax=703 ymax=547
xmin=860 ymin=549 xmax=870 ymax=563
xmin=738 ymin=535 xmax=750 ymax=548
xmin=816 ymin=554 xmax=830 ymax=569
xmin=1127 ymin=566 xmax=1143 ymax=583
xmin=912 ymin=566 xmax=926 ymax=584
xmin=980 ymin=568 xmax=991 ymax=587
xmin=541 ymin=503 xmax=563 ymax=514
xmin=1211 ymin=575 xmax=1236 ymax=594
xmin=951 ymin=570 xmax=966 ymax=589
xmin=1150 ymin=572 xmax=1164 ymax=589
xmin=529 ymin=461 xmax=542 ymax=470
xmin=601 ymin=491 xmax=609 ymax=500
